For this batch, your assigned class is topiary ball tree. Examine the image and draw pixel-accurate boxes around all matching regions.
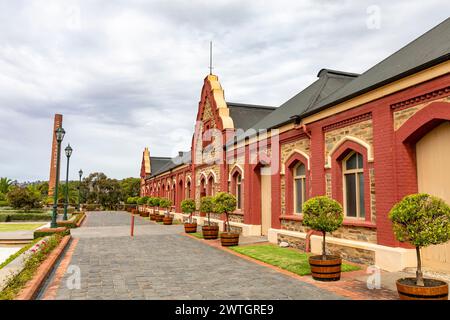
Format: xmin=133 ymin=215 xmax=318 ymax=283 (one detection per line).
xmin=153 ymin=197 xmax=161 ymax=208
xmin=213 ymin=192 xmax=237 ymax=233
xmin=159 ymin=198 xmax=172 ymax=216
xmin=389 ymin=193 xmax=450 ymax=286
xmin=181 ymin=199 xmax=196 ymax=223
xmin=302 ymin=196 xmax=343 ymax=260
xmin=200 ymin=196 xmax=214 ymax=225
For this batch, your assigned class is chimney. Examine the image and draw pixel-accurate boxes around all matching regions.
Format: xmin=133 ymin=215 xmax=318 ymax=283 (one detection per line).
xmin=178 ymin=151 xmax=184 ymax=157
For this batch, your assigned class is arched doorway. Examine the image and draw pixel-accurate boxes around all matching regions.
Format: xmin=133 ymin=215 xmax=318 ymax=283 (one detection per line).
xmin=416 ymin=121 xmax=450 ymax=272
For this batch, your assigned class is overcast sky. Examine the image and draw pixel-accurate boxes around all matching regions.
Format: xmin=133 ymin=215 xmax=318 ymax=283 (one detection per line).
xmin=0 ymin=0 xmax=448 ymax=182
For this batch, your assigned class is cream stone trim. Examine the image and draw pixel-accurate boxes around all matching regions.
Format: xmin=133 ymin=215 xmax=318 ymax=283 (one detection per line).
xmin=228 ymin=164 xmax=244 ymax=181
xmin=206 ymin=170 xmax=217 ymax=184
xmin=281 ymin=149 xmax=310 ymax=175
xmin=198 ymin=172 xmax=208 ymax=184
xmin=207 ymin=74 xmax=234 ymax=129
xmin=326 ymin=135 xmax=373 ymax=168
xmin=185 ymin=176 xmax=192 ymax=188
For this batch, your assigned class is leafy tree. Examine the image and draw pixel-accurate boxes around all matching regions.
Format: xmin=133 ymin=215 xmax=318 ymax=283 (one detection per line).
xmin=159 ymin=198 xmax=172 ymax=216
xmin=120 ymin=177 xmax=141 ymax=201
xmin=200 ymin=196 xmax=215 ymax=226
xmin=302 ymin=196 xmax=343 ymax=260
xmin=213 ymin=192 xmax=237 ymax=233
xmin=0 ymin=177 xmax=12 ymax=194
xmin=181 ymin=199 xmax=196 ymax=223
xmin=389 ymin=193 xmax=450 ymax=286
xmin=6 ymin=187 xmax=42 ymax=210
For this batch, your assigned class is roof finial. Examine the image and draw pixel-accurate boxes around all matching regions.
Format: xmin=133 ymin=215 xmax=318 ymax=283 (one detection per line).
xmin=209 ymin=41 xmax=213 ymax=75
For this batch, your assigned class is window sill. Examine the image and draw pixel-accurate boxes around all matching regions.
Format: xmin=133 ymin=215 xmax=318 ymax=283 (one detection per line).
xmin=279 ymin=215 xmax=376 ymax=228
xmin=231 ymin=210 xmax=244 ymax=215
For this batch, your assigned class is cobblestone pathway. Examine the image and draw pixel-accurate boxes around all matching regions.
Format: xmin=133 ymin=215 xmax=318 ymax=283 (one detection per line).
xmin=39 ymin=211 xmax=343 ymax=300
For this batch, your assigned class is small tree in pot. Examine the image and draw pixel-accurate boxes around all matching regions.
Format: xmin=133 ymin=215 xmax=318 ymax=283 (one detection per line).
xmin=389 ymin=193 xmax=450 ymax=300
xmin=302 ymin=196 xmax=343 ymax=281
xmin=200 ymin=196 xmax=218 ymax=240
xmin=181 ymin=199 xmax=197 ymax=233
xmin=135 ymin=197 xmax=147 ymax=215
xmin=213 ymin=192 xmax=238 ymax=246
xmin=159 ymin=198 xmax=173 ymax=225
xmin=140 ymin=196 xmax=150 ymax=217
xmin=126 ymin=196 xmax=137 ymax=212
xmin=147 ymin=197 xmax=157 ymax=220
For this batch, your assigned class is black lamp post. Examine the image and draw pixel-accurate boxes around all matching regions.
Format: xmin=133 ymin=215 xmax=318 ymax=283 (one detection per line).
xmin=63 ymin=144 xmax=73 ymax=221
xmin=78 ymin=169 xmax=83 ymax=211
xmin=51 ymin=127 xmax=65 ymax=228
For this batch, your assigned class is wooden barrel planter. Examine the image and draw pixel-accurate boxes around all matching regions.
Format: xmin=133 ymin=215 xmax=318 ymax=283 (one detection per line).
xmin=163 ymin=216 xmax=173 ymax=225
xmin=140 ymin=211 xmax=149 ymax=217
xmin=396 ymin=278 xmax=449 ymax=300
xmin=184 ymin=223 xmax=197 ymax=233
xmin=202 ymin=225 xmax=219 ymax=240
xmin=220 ymin=232 xmax=239 ymax=247
xmin=308 ymin=255 xmax=342 ymax=281
xmin=155 ymin=215 xmax=164 ymax=222
xmin=150 ymin=213 xmax=157 ymax=221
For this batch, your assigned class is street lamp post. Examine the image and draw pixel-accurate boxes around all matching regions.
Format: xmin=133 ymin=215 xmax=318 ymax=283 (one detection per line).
xmin=63 ymin=144 xmax=73 ymax=221
xmin=78 ymin=169 xmax=83 ymax=211
xmin=51 ymin=127 xmax=65 ymax=228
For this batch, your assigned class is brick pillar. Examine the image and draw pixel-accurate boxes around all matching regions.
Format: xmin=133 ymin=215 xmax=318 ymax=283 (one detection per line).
xmin=309 ymin=124 xmax=326 ymax=196
xmin=48 ymin=114 xmax=63 ymax=196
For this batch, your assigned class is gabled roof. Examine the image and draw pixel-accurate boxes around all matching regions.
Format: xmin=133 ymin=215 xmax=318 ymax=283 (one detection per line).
xmin=249 ymin=69 xmax=359 ymax=131
xmin=306 ymin=17 xmax=450 ymax=118
xmin=148 ymin=152 xmax=191 ymax=178
xmin=226 ymin=102 xmax=276 ymax=131
xmin=148 ymin=156 xmax=172 ymax=176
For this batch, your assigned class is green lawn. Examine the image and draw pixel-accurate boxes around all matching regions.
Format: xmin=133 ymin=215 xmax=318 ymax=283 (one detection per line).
xmin=189 ymin=232 xmax=204 ymax=239
xmin=0 ymin=223 xmax=45 ymax=232
xmin=230 ymin=244 xmax=360 ymax=276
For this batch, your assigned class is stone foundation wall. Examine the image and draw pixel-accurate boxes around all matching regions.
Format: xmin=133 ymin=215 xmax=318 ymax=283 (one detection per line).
xmin=326 ymin=242 xmax=375 ymax=265
xmin=277 ymin=234 xmax=306 ymax=251
xmin=228 ymin=213 xmax=244 ymax=223
xmin=280 ymin=219 xmax=377 ymax=243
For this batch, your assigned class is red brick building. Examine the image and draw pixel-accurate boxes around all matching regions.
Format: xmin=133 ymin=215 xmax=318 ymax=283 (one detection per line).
xmin=140 ymin=19 xmax=450 ymax=272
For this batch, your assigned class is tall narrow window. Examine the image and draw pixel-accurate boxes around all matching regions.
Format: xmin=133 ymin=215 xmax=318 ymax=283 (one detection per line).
xmin=343 ymin=152 xmax=365 ymax=218
xmin=294 ymin=163 xmax=306 ymax=214
xmin=186 ymin=181 xmax=191 ymax=198
xmin=235 ymin=173 xmax=242 ymax=209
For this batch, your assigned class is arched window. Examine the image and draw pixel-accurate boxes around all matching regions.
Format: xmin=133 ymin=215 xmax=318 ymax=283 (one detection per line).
xmin=186 ymin=180 xmax=191 ymax=198
xmin=293 ymin=163 xmax=306 ymax=214
xmin=207 ymin=176 xmax=214 ymax=196
xmin=343 ymin=151 xmax=365 ymax=218
xmin=233 ymin=172 xmax=242 ymax=210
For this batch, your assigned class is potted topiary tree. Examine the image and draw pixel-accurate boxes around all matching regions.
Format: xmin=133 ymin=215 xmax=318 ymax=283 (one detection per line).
xmin=302 ymin=196 xmax=343 ymax=281
xmin=159 ymin=198 xmax=173 ymax=225
xmin=135 ymin=197 xmax=146 ymax=215
xmin=140 ymin=196 xmax=150 ymax=217
xmin=126 ymin=196 xmax=137 ymax=212
xmin=151 ymin=197 xmax=161 ymax=221
xmin=389 ymin=193 xmax=450 ymax=300
xmin=200 ymin=196 xmax=218 ymax=240
xmin=147 ymin=197 xmax=156 ymax=220
xmin=214 ymin=192 xmax=238 ymax=246
xmin=181 ymin=199 xmax=197 ymax=233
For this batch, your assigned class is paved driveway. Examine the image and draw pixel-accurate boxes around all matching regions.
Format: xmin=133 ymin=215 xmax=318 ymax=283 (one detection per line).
xmin=40 ymin=211 xmax=342 ymax=300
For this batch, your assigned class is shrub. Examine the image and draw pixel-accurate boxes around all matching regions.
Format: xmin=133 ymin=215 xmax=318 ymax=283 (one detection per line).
xmin=159 ymin=198 xmax=172 ymax=216
xmin=213 ymin=192 xmax=237 ymax=233
xmin=389 ymin=193 xmax=450 ymax=286
xmin=0 ymin=200 xmax=9 ymax=207
xmin=147 ymin=197 xmax=156 ymax=206
xmin=126 ymin=196 xmax=138 ymax=204
xmin=200 ymin=196 xmax=214 ymax=225
xmin=181 ymin=199 xmax=196 ymax=223
xmin=6 ymin=187 xmax=42 ymax=210
xmin=153 ymin=197 xmax=161 ymax=207
xmin=302 ymin=196 xmax=343 ymax=259
xmin=137 ymin=196 xmax=149 ymax=205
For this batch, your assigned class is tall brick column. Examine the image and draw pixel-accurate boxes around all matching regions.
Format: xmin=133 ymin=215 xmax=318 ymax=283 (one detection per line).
xmin=48 ymin=114 xmax=63 ymax=196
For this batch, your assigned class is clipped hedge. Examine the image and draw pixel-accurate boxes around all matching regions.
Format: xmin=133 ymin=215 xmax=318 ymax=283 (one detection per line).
xmin=33 ymin=227 xmax=70 ymax=239
xmin=0 ymin=212 xmax=52 ymax=222
xmin=56 ymin=212 xmax=86 ymax=228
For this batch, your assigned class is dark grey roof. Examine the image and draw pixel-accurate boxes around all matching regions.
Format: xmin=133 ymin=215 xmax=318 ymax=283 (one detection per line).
xmin=149 ymin=151 xmax=191 ymax=178
xmin=249 ymin=69 xmax=358 ymax=131
xmin=227 ymin=102 xmax=276 ymax=131
xmin=149 ymin=157 xmax=171 ymax=176
xmin=307 ymin=17 xmax=450 ymax=118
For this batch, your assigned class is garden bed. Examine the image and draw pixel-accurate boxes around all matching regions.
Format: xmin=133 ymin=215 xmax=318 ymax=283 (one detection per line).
xmin=230 ymin=244 xmax=360 ymax=276
xmin=0 ymin=234 xmax=70 ymax=300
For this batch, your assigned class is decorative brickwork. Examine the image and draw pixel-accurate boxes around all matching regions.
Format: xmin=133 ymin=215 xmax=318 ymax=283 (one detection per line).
xmin=393 ymin=96 xmax=450 ymax=130
xmin=369 ymin=168 xmax=376 ymax=223
xmin=48 ymin=114 xmax=63 ymax=196
xmin=324 ymin=119 xmax=373 ymax=165
xmin=325 ymin=173 xmax=332 ymax=197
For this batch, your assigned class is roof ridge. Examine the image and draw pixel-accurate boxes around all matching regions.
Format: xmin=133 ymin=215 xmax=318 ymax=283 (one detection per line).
xmin=226 ymin=102 xmax=276 ymax=109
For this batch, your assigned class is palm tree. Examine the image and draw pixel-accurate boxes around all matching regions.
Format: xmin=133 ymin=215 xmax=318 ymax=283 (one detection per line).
xmin=0 ymin=177 xmax=12 ymax=194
